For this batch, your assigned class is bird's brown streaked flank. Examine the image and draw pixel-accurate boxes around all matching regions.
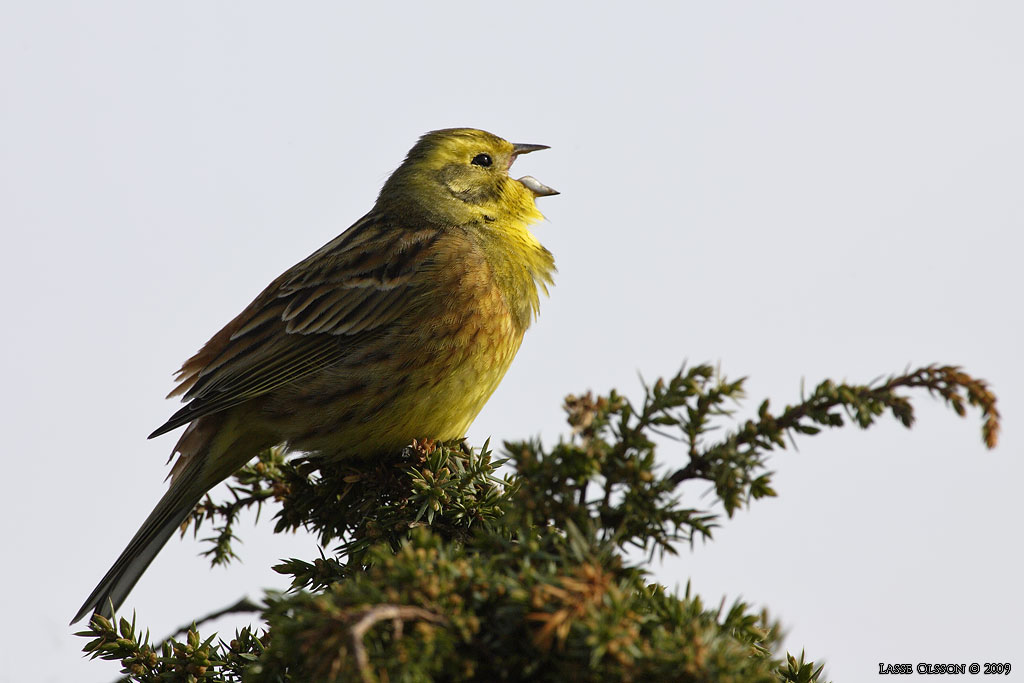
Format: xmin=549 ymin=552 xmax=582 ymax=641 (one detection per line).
xmin=72 ymin=128 xmax=558 ymax=625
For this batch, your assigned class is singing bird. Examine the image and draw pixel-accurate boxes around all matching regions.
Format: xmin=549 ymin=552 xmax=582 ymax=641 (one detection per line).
xmin=72 ymin=128 xmax=558 ymax=624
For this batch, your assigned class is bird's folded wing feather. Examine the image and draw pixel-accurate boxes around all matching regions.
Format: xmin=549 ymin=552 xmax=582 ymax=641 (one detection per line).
xmin=148 ymin=217 xmax=444 ymax=438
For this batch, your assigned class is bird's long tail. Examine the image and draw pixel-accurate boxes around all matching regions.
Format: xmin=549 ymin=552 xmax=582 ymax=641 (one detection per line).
xmin=70 ymin=411 xmax=267 ymax=625
xmin=70 ymin=453 xmax=209 ymax=625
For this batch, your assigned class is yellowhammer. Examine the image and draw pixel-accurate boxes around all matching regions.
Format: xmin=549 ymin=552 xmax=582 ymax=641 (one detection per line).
xmin=72 ymin=128 xmax=557 ymax=624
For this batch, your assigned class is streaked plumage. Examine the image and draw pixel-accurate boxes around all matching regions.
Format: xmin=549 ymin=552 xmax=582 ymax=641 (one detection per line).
xmin=72 ymin=128 xmax=557 ymax=624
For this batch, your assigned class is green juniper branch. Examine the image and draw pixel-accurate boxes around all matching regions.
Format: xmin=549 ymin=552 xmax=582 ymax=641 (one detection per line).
xmin=78 ymin=362 xmax=998 ymax=682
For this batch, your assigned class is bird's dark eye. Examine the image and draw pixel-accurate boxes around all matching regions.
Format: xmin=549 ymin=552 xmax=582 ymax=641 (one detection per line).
xmin=471 ymin=153 xmax=493 ymax=167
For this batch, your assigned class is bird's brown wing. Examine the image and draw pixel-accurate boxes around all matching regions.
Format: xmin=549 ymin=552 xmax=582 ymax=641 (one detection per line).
xmin=148 ymin=215 xmax=445 ymax=438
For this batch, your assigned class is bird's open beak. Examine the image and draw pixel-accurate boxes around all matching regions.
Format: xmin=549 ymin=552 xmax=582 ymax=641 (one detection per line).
xmin=511 ymin=143 xmax=559 ymax=197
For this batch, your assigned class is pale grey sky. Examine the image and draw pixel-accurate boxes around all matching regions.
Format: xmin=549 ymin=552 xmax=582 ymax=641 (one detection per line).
xmin=2 ymin=2 xmax=1022 ymax=681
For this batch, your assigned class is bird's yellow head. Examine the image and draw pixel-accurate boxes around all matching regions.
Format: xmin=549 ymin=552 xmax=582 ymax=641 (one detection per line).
xmin=378 ymin=128 xmax=558 ymax=227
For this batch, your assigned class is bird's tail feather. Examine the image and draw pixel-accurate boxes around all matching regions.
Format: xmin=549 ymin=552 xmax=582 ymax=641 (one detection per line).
xmin=70 ymin=457 xmax=206 ymax=625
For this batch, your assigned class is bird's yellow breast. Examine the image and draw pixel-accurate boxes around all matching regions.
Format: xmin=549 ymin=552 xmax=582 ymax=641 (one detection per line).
xmin=369 ymin=227 xmax=533 ymax=446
